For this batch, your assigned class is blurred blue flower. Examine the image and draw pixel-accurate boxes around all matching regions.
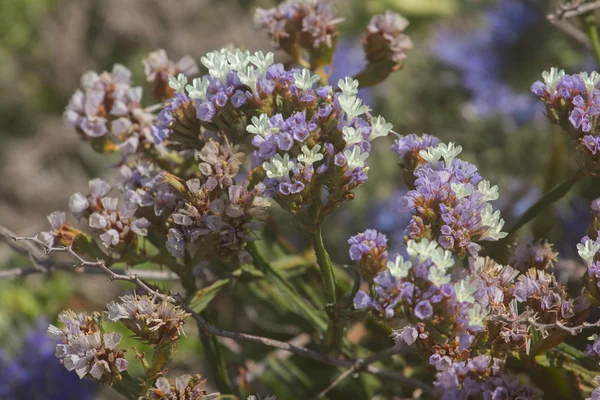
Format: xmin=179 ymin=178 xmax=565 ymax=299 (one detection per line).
xmin=431 ymin=0 xmax=543 ymax=123
xmin=0 ymin=318 xmax=97 ymax=400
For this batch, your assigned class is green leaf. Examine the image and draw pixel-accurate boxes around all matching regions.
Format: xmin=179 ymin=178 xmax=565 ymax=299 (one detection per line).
xmin=189 ymin=279 xmax=231 ymax=313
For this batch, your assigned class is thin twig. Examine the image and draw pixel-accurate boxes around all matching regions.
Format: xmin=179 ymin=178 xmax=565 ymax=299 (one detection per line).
xmin=0 ymin=264 xmax=179 ymax=281
xmin=548 ymin=1 xmax=600 ymax=21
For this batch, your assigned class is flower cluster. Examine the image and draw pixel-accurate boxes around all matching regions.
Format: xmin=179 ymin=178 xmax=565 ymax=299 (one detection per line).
xmin=166 ymin=139 xmax=270 ymax=262
xmin=107 ymin=294 xmax=189 ymax=346
xmin=510 ymin=238 xmax=558 ymax=272
xmin=578 ymin=230 xmax=600 ymax=302
xmin=532 ymin=68 xmax=600 ymax=165
xmin=46 ymin=311 xmax=128 ymax=383
xmin=147 ymin=374 xmax=210 ymax=399
xmin=395 ymin=135 xmax=506 ymax=257
xmin=364 ymin=11 xmax=413 ymax=65
xmin=354 ymin=238 xmax=488 ymax=353
xmin=248 ymin=75 xmax=391 ymax=217
xmin=254 ymin=0 xmax=343 ymax=56
xmin=63 ymin=64 xmax=155 ymax=156
xmin=434 ymin=355 xmax=542 ymax=400
xmin=348 ymin=229 xmax=388 ymax=280
xmin=70 ymin=178 xmax=150 ymax=251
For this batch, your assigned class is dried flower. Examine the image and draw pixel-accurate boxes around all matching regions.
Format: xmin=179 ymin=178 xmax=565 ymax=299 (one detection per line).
xmin=46 ymin=311 xmax=128 ymax=383
xmin=107 ymin=294 xmax=189 ymax=346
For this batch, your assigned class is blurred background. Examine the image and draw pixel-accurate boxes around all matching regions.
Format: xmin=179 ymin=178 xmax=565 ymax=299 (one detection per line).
xmin=2 ymin=0 xmax=600 ymax=398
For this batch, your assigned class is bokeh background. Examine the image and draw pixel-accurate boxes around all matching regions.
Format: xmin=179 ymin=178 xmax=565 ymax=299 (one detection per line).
xmin=2 ymin=0 xmax=600 ymax=398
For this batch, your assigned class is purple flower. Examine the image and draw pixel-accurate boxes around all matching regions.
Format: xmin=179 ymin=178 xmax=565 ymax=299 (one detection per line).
xmin=414 ymin=300 xmax=433 ymax=319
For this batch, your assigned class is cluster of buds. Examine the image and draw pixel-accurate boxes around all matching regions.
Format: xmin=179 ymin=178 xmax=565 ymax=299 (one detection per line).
xmin=433 ymin=355 xmax=543 ymax=399
xmin=510 ymin=238 xmax=558 ymax=272
xmin=146 ymin=374 xmax=211 ymax=400
xmin=254 ymin=0 xmax=343 ymax=67
xmin=107 ymin=294 xmax=189 ymax=347
xmin=63 ymin=64 xmax=155 ymax=157
xmin=165 ymin=139 xmax=270 ymax=263
xmin=348 ymin=229 xmax=388 ymax=280
xmin=69 ymin=178 xmax=150 ymax=252
xmin=46 ymin=311 xmax=128 ymax=384
xmin=531 ymin=68 xmax=600 ymax=168
xmin=395 ymin=135 xmax=507 ymax=257
xmin=364 ymin=11 xmax=413 ymax=65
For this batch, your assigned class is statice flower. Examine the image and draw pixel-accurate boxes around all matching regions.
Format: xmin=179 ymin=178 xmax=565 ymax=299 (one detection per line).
xmin=348 ymin=229 xmax=388 ymax=279
xmin=434 ymin=355 xmax=542 ymax=400
xmin=588 ymin=386 xmax=600 ymax=400
xmin=166 ymin=147 xmax=270 ymax=262
xmin=39 ymin=211 xmax=81 ymax=247
xmin=69 ymin=178 xmax=112 ymax=220
xmin=46 ymin=311 xmax=128 ymax=383
xmin=578 ymin=231 xmax=600 ymax=301
xmin=254 ymin=0 xmax=343 ymax=52
xmin=354 ymin=238 xmax=487 ymax=353
xmin=392 ymin=133 xmax=440 ymax=187
xmin=246 ymin=75 xmax=391 ymax=217
xmin=432 ymin=0 xmax=542 ymax=123
xmin=399 ymin=135 xmax=507 ymax=257
xmin=147 ymin=374 xmax=211 ymax=399
xmin=364 ymin=11 xmax=413 ymax=64
xmin=510 ymin=238 xmax=558 ymax=272
xmin=463 ymin=257 xmax=527 ymax=351
xmin=143 ymin=49 xmax=199 ymax=100
xmin=88 ymin=196 xmax=150 ymax=250
xmin=107 ymin=294 xmax=189 ymax=346
xmin=118 ymin=162 xmax=176 ymax=217
xmin=532 ymin=69 xmax=600 ymax=164
xmin=198 ymin=140 xmax=245 ymax=191
xmin=63 ymin=64 xmax=155 ymax=155
xmin=513 ymin=268 xmax=585 ymax=328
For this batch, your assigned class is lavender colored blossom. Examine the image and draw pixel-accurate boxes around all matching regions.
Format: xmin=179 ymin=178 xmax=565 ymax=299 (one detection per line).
xmin=46 ymin=311 xmax=128 ymax=383
xmin=510 ymin=238 xmax=558 ymax=272
xmin=532 ymin=69 xmax=600 ymax=161
xmin=88 ymin=196 xmax=149 ymax=249
xmin=365 ymin=11 xmax=413 ymax=64
xmin=254 ymin=0 xmax=343 ymax=50
xmin=398 ymin=136 xmax=506 ymax=257
xmin=107 ymin=294 xmax=189 ymax=346
xmin=348 ymin=229 xmax=388 ymax=279
xmin=434 ymin=355 xmax=542 ymax=400
xmin=64 ymin=64 xmax=154 ymax=151
xmin=148 ymin=374 xmax=210 ymax=399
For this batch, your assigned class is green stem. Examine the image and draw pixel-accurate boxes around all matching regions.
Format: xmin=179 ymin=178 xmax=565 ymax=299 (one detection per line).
xmin=312 ymin=229 xmax=336 ymax=304
xmin=507 ymin=169 xmax=585 ymax=236
xmin=312 ymin=227 xmax=344 ymax=351
xmin=112 ymin=371 xmax=141 ymax=399
xmin=180 ymin=269 xmax=234 ymax=395
xmin=247 ymin=242 xmax=327 ymax=332
xmin=586 ymin=15 xmax=600 ymax=67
